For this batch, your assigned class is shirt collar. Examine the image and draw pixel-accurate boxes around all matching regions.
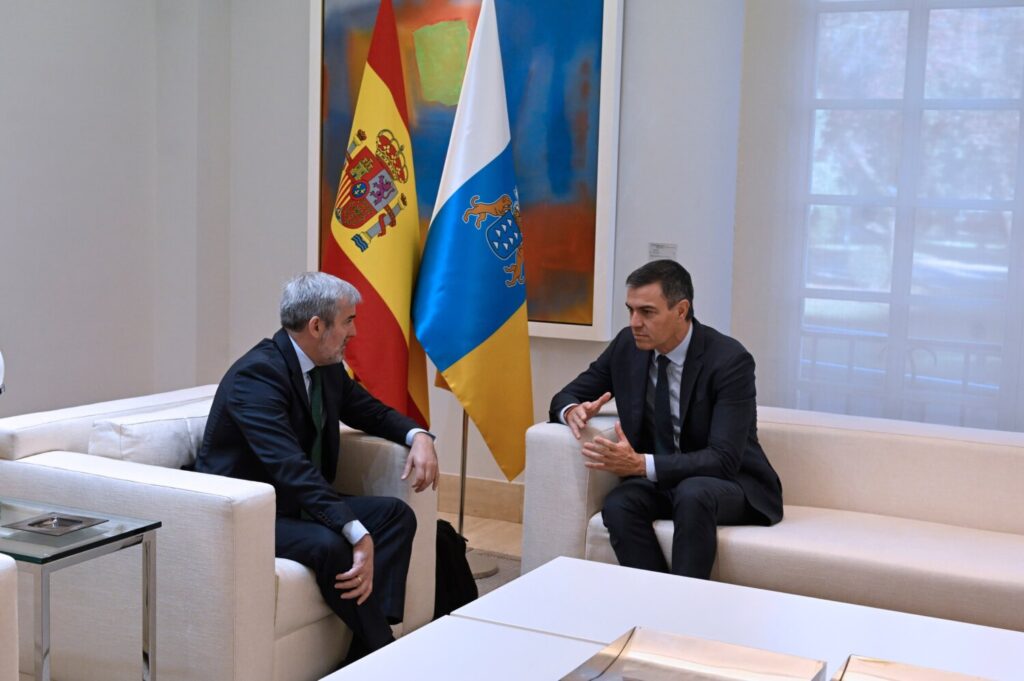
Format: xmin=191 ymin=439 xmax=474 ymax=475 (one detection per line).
xmin=288 ymin=334 xmax=316 ymax=375
xmin=656 ymin=323 xmax=692 ymax=367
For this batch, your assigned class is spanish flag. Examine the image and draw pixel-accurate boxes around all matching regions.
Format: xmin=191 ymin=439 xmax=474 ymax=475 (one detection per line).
xmin=322 ymin=0 xmax=428 ymax=427
xmin=413 ymin=0 xmax=533 ymax=480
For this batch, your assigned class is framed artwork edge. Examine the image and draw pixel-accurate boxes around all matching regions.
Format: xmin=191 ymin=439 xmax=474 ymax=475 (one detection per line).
xmin=306 ymin=0 xmax=624 ymax=343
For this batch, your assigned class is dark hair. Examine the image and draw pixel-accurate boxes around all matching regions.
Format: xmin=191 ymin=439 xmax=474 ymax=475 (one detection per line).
xmin=626 ymin=260 xmax=694 ymax=321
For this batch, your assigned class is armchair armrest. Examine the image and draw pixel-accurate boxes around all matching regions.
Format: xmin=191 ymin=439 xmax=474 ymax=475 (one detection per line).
xmin=0 ymin=555 xmax=16 ymax=681
xmin=333 ymin=427 xmax=436 ymax=633
xmin=521 ymin=418 xmax=619 ymax=573
xmin=0 ymin=452 xmax=276 ymax=681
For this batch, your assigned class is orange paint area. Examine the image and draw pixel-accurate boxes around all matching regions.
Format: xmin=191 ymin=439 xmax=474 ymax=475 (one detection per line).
xmin=521 ymin=198 xmax=596 ymax=325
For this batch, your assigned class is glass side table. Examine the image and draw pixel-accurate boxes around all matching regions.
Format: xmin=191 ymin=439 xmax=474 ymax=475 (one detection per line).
xmin=0 ymin=496 xmax=160 ymax=681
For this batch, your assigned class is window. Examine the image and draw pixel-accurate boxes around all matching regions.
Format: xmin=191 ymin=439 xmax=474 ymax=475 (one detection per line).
xmin=792 ymin=1 xmax=1024 ymax=430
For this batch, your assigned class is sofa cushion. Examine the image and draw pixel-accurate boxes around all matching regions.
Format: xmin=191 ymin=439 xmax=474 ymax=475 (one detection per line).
xmin=88 ymin=399 xmax=212 ymax=468
xmin=585 ymin=505 xmax=1024 ymax=631
xmin=274 ymin=558 xmax=334 ymax=637
xmin=0 ymin=384 xmax=217 ymax=461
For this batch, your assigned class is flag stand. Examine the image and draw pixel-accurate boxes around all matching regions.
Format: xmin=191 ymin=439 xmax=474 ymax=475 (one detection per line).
xmin=457 ymin=410 xmax=498 ymax=579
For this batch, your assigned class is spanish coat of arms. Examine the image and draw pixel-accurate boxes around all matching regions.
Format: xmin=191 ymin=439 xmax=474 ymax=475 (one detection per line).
xmin=335 ymin=128 xmax=411 ymax=253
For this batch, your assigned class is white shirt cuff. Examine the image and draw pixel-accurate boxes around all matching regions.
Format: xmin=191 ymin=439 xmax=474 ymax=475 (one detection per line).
xmin=405 ymin=428 xmax=433 ymax=446
xmin=558 ymin=404 xmax=578 ymax=424
xmin=645 ymin=454 xmax=658 ymax=482
xmin=342 ymin=520 xmax=369 ymax=545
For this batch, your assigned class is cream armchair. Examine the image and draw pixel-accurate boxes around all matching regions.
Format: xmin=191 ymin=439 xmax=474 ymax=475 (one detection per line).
xmin=0 ymin=554 xmax=17 ymax=681
xmin=0 ymin=386 xmax=436 ymax=681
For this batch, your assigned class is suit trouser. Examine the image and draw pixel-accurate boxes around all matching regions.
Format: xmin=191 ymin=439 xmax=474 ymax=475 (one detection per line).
xmin=602 ymin=475 xmax=752 ymax=579
xmin=275 ymin=496 xmax=416 ymax=652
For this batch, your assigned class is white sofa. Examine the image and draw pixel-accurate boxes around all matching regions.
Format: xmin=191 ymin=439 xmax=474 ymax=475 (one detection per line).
xmin=0 ymin=385 xmax=436 ymax=681
xmin=0 ymin=555 xmax=17 ymax=681
xmin=523 ymin=405 xmax=1024 ymax=632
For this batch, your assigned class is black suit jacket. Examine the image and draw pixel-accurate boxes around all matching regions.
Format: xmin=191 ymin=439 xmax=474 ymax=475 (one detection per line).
xmin=550 ymin=319 xmax=783 ymax=524
xmin=196 ymin=328 xmax=419 ymax=532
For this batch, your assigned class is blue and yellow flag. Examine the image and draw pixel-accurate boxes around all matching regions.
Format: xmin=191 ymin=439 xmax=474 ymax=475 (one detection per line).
xmin=413 ymin=0 xmax=533 ymax=480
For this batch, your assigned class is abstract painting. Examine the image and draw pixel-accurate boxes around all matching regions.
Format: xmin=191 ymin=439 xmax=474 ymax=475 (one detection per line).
xmin=319 ymin=0 xmax=621 ymax=339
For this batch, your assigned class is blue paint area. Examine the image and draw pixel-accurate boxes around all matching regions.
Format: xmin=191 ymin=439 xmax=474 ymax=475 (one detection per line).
xmin=413 ymin=145 xmax=526 ymax=372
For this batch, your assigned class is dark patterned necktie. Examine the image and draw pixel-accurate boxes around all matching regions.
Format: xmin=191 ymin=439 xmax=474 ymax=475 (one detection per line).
xmin=654 ymin=355 xmax=675 ymax=455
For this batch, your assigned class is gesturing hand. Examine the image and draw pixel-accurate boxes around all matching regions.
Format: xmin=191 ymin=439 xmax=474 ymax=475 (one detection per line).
xmin=580 ymin=422 xmax=646 ymax=477
xmin=565 ymin=392 xmax=613 ymax=439
xmin=335 ymin=533 xmax=374 ymax=605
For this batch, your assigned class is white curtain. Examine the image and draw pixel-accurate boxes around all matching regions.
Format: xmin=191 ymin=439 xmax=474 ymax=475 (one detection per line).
xmin=734 ymin=0 xmax=1024 ymax=432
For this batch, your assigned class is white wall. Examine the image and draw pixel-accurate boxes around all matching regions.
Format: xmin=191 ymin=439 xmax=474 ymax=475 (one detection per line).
xmin=0 ymin=0 xmax=747 ymax=485
xmin=227 ymin=0 xmax=313 ymax=360
xmin=153 ymin=0 xmax=235 ymax=392
xmin=0 ymin=1 xmax=159 ymax=416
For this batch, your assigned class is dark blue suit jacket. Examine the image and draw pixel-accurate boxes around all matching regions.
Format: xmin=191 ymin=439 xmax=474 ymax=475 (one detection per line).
xmin=550 ymin=319 xmax=783 ymax=525
xmin=196 ymin=328 xmax=418 ymax=532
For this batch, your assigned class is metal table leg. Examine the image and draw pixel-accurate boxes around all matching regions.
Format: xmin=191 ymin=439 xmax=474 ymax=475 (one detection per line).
xmin=143 ymin=531 xmax=157 ymax=681
xmin=30 ymin=564 xmax=50 ymax=681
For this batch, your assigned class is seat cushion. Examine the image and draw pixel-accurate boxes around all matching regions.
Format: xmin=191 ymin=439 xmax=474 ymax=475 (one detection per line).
xmin=585 ymin=505 xmax=1024 ymax=631
xmin=274 ymin=558 xmax=334 ymax=637
xmin=88 ymin=399 xmax=212 ymax=468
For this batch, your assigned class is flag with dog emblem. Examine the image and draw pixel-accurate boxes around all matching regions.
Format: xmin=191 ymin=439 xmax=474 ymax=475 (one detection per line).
xmin=413 ymin=0 xmax=533 ymax=480
xmin=321 ymin=0 xmax=429 ymax=427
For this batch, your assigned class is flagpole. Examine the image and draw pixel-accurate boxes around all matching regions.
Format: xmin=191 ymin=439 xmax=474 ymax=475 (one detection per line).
xmin=459 ymin=409 xmax=498 ymax=579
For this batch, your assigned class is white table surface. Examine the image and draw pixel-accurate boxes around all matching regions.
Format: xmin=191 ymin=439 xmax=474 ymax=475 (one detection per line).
xmin=453 ymin=557 xmax=1024 ymax=680
xmin=319 ymin=614 xmax=603 ymax=680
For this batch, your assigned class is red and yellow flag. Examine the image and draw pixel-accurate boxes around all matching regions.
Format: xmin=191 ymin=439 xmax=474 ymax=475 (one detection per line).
xmin=321 ymin=0 xmax=429 ymax=427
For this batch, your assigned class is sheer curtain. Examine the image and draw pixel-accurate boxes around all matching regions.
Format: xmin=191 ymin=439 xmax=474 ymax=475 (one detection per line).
xmin=734 ymin=0 xmax=1024 ymax=432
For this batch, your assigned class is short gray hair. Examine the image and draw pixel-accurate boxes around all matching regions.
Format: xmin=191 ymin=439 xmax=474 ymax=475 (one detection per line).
xmin=280 ymin=272 xmax=361 ymax=331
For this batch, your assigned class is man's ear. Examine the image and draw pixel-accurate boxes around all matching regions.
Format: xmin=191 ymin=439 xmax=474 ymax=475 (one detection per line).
xmin=676 ymin=299 xmax=690 ymax=320
xmin=307 ymin=316 xmax=323 ymax=339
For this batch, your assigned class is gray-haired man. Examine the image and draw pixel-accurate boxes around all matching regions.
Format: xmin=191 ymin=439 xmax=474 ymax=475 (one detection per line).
xmin=196 ymin=272 xmax=438 ymax=660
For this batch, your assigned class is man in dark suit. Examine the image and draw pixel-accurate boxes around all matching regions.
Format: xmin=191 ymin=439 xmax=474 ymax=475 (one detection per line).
xmin=196 ymin=272 xmax=438 ymax=658
xmin=550 ymin=260 xmax=782 ymax=579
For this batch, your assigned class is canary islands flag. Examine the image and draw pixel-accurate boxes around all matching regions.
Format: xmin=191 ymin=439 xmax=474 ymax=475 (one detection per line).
xmin=413 ymin=0 xmax=533 ymax=480
xmin=322 ymin=0 xmax=429 ymax=427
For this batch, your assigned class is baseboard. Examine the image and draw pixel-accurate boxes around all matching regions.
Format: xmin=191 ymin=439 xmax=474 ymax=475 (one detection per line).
xmin=438 ymin=473 xmax=523 ymax=523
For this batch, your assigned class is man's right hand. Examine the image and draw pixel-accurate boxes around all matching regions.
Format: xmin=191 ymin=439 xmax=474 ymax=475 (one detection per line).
xmin=565 ymin=391 xmax=613 ymax=439
xmin=335 ymin=533 xmax=374 ymax=606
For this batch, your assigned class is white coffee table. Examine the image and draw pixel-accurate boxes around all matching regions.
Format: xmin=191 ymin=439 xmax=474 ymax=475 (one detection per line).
xmin=321 ymin=614 xmax=602 ymax=680
xmin=454 ymin=557 xmax=1024 ymax=679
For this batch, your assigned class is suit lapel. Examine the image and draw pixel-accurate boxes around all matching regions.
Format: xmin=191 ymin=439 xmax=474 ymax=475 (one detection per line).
xmin=678 ymin=319 xmax=705 ymax=429
xmin=273 ymin=329 xmax=313 ymax=420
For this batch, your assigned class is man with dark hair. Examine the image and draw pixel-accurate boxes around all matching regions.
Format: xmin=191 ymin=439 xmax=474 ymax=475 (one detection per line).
xmin=551 ymin=260 xmax=782 ymax=578
xmin=196 ymin=272 xmax=438 ymax=659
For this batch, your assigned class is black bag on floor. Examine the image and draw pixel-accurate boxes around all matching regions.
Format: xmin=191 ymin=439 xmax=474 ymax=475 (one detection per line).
xmin=433 ymin=519 xmax=478 ymax=619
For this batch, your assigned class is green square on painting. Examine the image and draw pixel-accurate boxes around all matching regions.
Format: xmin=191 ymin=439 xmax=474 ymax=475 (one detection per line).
xmin=413 ymin=20 xmax=469 ymax=106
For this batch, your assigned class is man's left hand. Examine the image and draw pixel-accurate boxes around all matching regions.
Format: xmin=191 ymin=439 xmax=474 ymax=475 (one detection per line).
xmin=402 ymin=432 xmax=439 ymax=492
xmin=581 ymin=422 xmax=646 ymax=477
